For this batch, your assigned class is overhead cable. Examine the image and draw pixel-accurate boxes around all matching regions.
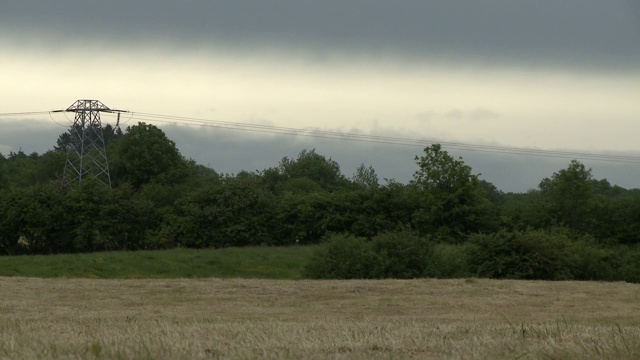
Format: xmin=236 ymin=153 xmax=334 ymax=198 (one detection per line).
xmin=4 ymin=109 xmax=640 ymax=164
xmin=0 ymin=111 xmax=52 ymax=117
xmin=122 ymin=111 xmax=640 ymax=164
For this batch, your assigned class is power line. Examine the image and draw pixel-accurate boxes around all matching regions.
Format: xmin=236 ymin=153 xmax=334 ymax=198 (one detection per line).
xmin=48 ymin=112 xmax=70 ymax=128
xmin=122 ymin=111 xmax=640 ymax=164
xmin=0 ymin=111 xmax=52 ymax=117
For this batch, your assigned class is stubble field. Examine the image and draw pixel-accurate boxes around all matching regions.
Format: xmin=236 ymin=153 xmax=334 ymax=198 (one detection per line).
xmin=1 ymin=277 xmax=639 ymax=359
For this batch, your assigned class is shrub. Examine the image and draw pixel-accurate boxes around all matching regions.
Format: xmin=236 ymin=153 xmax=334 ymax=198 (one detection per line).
xmin=468 ymin=229 xmax=579 ymax=280
xmin=371 ymin=230 xmax=432 ymax=278
xmin=303 ymin=234 xmax=379 ymax=279
xmin=303 ymin=230 xmax=436 ymax=279
xmin=569 ymin=239 xmax=620 ymax=281
xmin=617 ymin=245 xmax=640 ymax=283
xmin=425 ymin=243 xmax=475 ymax=278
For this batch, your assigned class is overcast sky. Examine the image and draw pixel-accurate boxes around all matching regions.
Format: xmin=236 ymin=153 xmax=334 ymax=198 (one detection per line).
xmin=1 ymin=1 xmax=639 ymax=192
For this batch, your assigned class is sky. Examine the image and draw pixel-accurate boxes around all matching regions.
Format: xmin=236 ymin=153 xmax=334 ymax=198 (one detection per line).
xmin=1 ymin=1 xmax=639 ymax=192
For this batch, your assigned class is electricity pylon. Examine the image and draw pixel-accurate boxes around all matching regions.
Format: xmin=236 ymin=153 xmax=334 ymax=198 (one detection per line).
xmin=53 ymin=100 xmax=126 ymax=187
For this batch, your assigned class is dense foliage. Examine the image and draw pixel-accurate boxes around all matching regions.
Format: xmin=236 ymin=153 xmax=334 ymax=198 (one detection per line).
xmin=2 ymin=123 xmax=640 ymax=282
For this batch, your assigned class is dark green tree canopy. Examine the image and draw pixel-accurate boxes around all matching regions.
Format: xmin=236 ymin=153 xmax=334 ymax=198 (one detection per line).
xmin=351 ymin=163 xmax=379 ymax=189
xmin=411 ymin=144 xmax=496 ymax=239
xmin=54 ymin=123 xmax=122 ymax=153
xmin=539 ymin=160 xmax=594 ymax=230
xmin=0 ymin=150 xmax=65 ymax=189
xmin=412 ymin=144 xmax=475 ymax=192
xmin=110 ymin=122 xmax=190 ymax=189
xmin=279 ymin=149 xmax=347 ymax=191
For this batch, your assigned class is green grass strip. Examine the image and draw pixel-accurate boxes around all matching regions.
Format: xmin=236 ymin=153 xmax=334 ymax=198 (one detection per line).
xmin=0 ymin=246 xmax=318 ymax=279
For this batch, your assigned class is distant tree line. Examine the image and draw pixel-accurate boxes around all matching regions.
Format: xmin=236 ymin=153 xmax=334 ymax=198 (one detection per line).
xmin=1 ymin=123 xmax=640 ymax=282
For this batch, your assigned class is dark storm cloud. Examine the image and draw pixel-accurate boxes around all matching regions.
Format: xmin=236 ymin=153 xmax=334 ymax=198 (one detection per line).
xmin=2 ymin=1 xmax=639 ymax=71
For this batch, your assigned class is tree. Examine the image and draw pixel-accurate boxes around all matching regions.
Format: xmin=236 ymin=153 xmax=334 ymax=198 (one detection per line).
xmin=275 ymin=188 xmax=335 ymax=244
xmin=0 ymin=187 xmax=27 ymax=254
xmin=0 ymin=183 xmax=73 ymax=254
xmin=110 ymin=123 xmax=190 ymax=188
xmin=502 ymin=190 xmax=550 ymax=231
xmin=351 ymin=163 xmax=379 ymax=189
xmin=54 ymin=123 xmax=122 ymax=153
xmin=410 ymin=144 xmax=495 ymax=240
xmin=279 ymin=149 xmax=348 ymax=191
xmin=0 ymin=153 xmax=6 ymax=189
xmin=258 ymin=167 xmax=286 ymax=194
xmin=538 ymin=160 xmax=594 ymax=231
xmin=592 ymin=190 xmax=640 ymax=245
xmin=0 ymin=150 xmax=65 ymax=189
xmin=478 ymin=179 xmax=504 ymax=205
xmin=165 ymin=175 xmax=277 ymax=248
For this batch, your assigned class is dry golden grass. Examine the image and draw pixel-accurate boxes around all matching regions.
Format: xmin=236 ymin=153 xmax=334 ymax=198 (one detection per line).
xmin=0 ymin=277 xmax=639 ymax=359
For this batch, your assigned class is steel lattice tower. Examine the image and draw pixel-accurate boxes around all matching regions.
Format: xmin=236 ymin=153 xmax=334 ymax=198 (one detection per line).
xmin=56 ymin=100 xmax=124 ymax=187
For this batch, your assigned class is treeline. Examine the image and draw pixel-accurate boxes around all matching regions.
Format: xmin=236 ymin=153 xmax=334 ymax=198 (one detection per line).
xmin=1 ymin=123 xmax=640 ymax=281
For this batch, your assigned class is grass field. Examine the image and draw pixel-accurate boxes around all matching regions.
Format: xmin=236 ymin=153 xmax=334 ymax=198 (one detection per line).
xmin=0 ymin=246 xmax=317 ymax=279
xmin=1 ymin=277 xmax=639 ymax=359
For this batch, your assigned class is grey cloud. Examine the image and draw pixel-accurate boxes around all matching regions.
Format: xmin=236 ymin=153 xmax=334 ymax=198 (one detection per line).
xmin=2 ymin=1 xmax=639 ymax=71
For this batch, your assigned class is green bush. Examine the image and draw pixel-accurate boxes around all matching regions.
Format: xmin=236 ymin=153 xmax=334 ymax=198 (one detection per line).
xmin=303 ymin=234 xmax=379 ymax=279
xmin=468 ymin=229 xmax=579 ymax=280
xmin=617 ymin=245 xmax=640 ymax=283
xmin=304 ymin=230 xmax=435 ymax=279
xmin=425 ymin=243 xmax=475 ymax=278
xmin=569 ymin=239 xmax=620 ymax=281
xmin=371 ymin=230 xmax=432 ymax=278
